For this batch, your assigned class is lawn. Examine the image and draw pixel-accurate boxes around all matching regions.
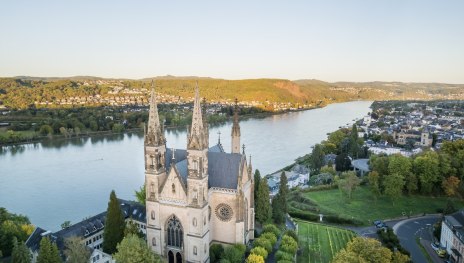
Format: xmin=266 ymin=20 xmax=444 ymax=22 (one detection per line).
xmin=304 ymin=186 xmax=464 ymax=225
xmin=296 ymin=220 xmax=356 ymax=263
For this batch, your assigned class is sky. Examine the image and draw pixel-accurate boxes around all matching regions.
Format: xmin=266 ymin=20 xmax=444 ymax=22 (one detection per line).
xmin=1 ymin=1 xmax=463 ymax=83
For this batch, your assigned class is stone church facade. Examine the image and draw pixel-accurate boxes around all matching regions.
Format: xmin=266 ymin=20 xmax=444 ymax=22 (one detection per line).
xmin=144 ymin=83 xmax=254 ymax=263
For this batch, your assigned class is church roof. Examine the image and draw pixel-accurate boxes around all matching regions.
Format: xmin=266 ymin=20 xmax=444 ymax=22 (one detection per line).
xmin=165 ymin=144 xmax=243 ymax=190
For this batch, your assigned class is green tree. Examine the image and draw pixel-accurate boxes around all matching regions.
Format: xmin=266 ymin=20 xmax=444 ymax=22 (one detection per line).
xmin=338 ymin=171 xmax=361 ymax=200
xmin=349 ymin=124 xmax=361 ymax=158
xmin=223 ymin=245 xmax=245 ymax=263
xmin=113 ymin=234 xmax=160 ymax=263
xmin=310 ymin=144 xmax=325 ymax=174
xmin=442 ymin=176 xmax=461 ymax=197
xmin=61 ymin=221 xmax=71 ymax=229
xmin=368 ymin=171 xmax=381 ymax=200
xmin=335 ymin=153 xmax=351 ymax=172
xmin=271 ymin=194 xmax=285 ymax=224
xmin=11 ymin=237 xmax=31 ymax=263
xmin=383 ymin=173 xmax=405 ymax=205
xmin=64 ymin=237 xmax=89 ymax=263
xmin=414 ymin=151 xmax=440 ymax=194
xmin=254 ymin=170 xmax=261 ymax=205
xmin=37 ymin=237 xmax=61 ymax=263
xmin=124 ymin=220 xmax=144 ymax=238
xmin=278 ymin=172 xmax=288 ymax=213
xmin=102 ymin=190 xmax=126 ymax=254
xmin=255 ymin=177 xmax=271 ymax=225
xmin=39 ymin=125 xmax=53 ymax=136
xmin=210 ymin=244 xmax=224 ymax=263
xmin=388 ymin=154 xmax=415 ymax=194
xmin=134 ymin=184 xmax=146 ymax=205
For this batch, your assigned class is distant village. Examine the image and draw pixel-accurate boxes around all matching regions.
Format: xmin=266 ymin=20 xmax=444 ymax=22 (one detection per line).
xmin=360 ymin=101 xmax=464 ymax=157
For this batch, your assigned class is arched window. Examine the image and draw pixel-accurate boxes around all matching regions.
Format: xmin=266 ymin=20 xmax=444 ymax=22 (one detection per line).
xmin=167 ymin=215 xmax=183 ymax=248
xmin=193 ymin=246 xmax=197 ymax=255
xmin=152 ymin=237 xmax=156 ymax=246
xmin=172 ymin=183 xmax=176 ymax=194
xmin=192 ymin=218 xmax=197 ymax=227
xmin=151 ymin=210 xmax=155 ymax=220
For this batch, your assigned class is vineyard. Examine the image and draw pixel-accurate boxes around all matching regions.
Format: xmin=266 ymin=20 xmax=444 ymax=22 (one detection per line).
xmin=296 ymin=220 xmax=356 ymax=263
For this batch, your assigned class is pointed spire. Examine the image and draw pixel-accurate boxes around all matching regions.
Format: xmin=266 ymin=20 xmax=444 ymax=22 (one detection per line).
xmin=242 ymin=144 xmax=246 ymax=154
xmin=171 ymin=148 xmax=176 ymax=161
xmin=231 ymin=98 xmax=241 ymax=153
xmin=145 ymin=80 xmax=165 ymax=146
xmin=187 ymin=82 xmax=207 ymax=150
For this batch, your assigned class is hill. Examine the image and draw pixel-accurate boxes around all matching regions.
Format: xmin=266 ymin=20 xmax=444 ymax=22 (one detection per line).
xmin=0 ymin=76 xmax=463 ymax=110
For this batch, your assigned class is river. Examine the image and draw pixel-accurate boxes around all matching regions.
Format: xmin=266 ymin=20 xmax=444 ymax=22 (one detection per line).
xmin=0 ymin=101 xmax=372 ymax=230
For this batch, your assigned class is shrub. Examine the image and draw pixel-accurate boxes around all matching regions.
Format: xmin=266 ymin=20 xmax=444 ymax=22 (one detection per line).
xmin=253 ymin=238 xmax=272 ymax=253
xmin=233 ymin=244 xmax=246 ymax=256
xmin=277 ymin=261 xmax=293 ymax=263
xmin=246 ymin=253 xmax=264 ymax=263
xmin=262 ymin=224 xmax=280 ymax=237
xmin=284 ymin=230 xmax=299 ymax=243
xmin=223 ymin=246 xmax=245 ymax=263
xmin=250 ymin=246 xmax=268 ymax=259
xmin=280 ymin=235 xmax=298 ymax=254
xmin=210 ymin=244 xmax=224 ymax=263
xmin=288 ymin=209 xmax=319 ymax=222
xmin=260 ymin=232 xmax=277 ymax=246
xmin=275 ymin=251 xmax=293 ymax=261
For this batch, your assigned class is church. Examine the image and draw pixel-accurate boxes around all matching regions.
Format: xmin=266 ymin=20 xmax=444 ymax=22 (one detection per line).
xmin=144 ymin=83 xmax=255 ymax=263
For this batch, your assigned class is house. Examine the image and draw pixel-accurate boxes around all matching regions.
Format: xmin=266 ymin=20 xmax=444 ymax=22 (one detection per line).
xmin=440 ymin=210 xmax=464 ymax=263
xmin=25 ymin=199 xmax=145 ymax=263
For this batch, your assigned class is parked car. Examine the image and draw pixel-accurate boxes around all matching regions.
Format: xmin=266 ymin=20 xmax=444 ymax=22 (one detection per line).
xmin=374 ymin=220 xmax=387 ymax=228
xmin=436 ymin=249 xmax=446 ymax=258
xmin=431 ymin=243 xmax=440 ymax=250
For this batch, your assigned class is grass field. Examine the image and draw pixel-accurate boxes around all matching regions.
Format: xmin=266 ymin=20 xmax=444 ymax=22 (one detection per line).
xmin=296 ymin=220 xmax=356 ymax=263
xmin=304 ymin=186 xmax=464 ymax=225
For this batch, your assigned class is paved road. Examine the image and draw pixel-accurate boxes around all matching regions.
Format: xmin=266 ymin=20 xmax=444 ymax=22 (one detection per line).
xmin=393 ymin=216 xmax=441 ymax=263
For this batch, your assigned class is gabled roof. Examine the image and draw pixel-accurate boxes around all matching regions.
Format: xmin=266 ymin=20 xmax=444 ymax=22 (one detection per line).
xmin=164 ymin=143 xmax=243 ymax=190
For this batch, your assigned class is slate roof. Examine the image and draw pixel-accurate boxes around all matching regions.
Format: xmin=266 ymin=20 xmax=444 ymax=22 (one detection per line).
xmin=26 ymin=199 xmax=146 ymax=253
xmin=165 ymin=143 xmax=243 ymax=190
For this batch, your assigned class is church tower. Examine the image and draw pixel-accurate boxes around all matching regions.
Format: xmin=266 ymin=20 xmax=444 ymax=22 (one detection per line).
xmin=231 ymin=98 xmax=241 ymax=153
xmin=144 ymin=81 xmax=167 ymax=257
xmin=186 ymin=84 xmax=211 ymax=262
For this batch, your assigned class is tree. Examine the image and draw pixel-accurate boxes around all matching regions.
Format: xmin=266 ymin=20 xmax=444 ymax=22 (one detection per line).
xmin=368 ymin=171 xmax=381 ymax=200
xmin=442 ymin=176 xmax=461 ymax=197
xmin=61 ymin=221 xmax=71 ymax=229
xmin=349 ymin=124 xmax=361 ymax=158
xmin=255 ymin=177 xmax=271 ymax=225
xmin=254 ymin=170 xmax=261 ymax=205
xmin=64 ymin=237 xmax=89 ymax=263
xmin=124 ymin=220 xmax=144 ymax=238
xmin=271 ymin=194 xmax=285 ymax=224
xmin=335 ymin=153 xmax=351 ymax=172
xmin=37 ymin=237 xmax=61 ymax=263
xmin=383 ymin=173 xmax=405 ymax=205
xmin=388 ymin=154 xmax=415 ymax=194
xmin=223 ymin=245 xmax=245 ymax=263
xmin=278 ymin=172 xmax=288 ymax=213
xmin=414 ymin=151 xmax=441 ymax=194
xmin=102 ymin=190 xmax=126 ymax=254
xmin=332 ymin=237 xmax=393 ymax=263
xmin=310 ymin=144 xmax=325 ymax=173
xmin=113 ymin=234 xmax=160 ymax=263
xmin=338 ymin=171 xmax=361 ymax=200
xmin=246 ymin=253 xmax=264 ymax=263
xmin=11 ymin=237 xmax=31 ymax=263
xmin=39 ymin=125 xmax=53 ymax=136
xmin=134 ymin=184 xmax=146 ymax=205
xmin=210 ymin=244 xmax=224 ymax=263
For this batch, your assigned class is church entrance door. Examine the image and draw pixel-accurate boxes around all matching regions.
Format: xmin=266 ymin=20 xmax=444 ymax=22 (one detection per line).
xmin=176 ymin=252 xmax=182 ymax=263
xmin=168 ymin=251 xmax=174 ymax=263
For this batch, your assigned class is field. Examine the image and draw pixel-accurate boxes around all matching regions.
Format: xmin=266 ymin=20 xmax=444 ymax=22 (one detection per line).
xmin=296 ymin=220 xmax=356 ymax=263
xmin=304 ymin=186 xmax=464 ymax=225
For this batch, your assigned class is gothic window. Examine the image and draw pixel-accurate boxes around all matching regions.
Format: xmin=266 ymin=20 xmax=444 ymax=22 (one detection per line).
xmin=204 ymin=244 xmax=207 ymax=253
xmin=157 ymin=153 xmax=161 ymax=169
xmin=167 ymin=215 xmax=183 ymax=248
xmin=208 ymin=206 xmax=211 ymax=221
xmin=215 ymin=203 xmax=233 ymax=222
xmin=193 ymin=246 xmax=197 ymax=255
xmin=192 ymin=218 xmax=197 ymax=227
xmin=204 ymin=216 xmax=206 ymax=225
xmin=151 ymin=210 xmax=155 ymax=220
xmin=172 ymin=183 xmax=176 ymax=194
xmin=149 ymin=183 xmax=155 ymax=198
xmin=152 ymin=237 xmax=156 ymax=246
xmin=150 ymin=154 xmax=155 ymax=168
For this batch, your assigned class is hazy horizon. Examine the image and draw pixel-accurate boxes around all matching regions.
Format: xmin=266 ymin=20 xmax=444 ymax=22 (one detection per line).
xmin=1 ymin=1 xmax=463 ymax=83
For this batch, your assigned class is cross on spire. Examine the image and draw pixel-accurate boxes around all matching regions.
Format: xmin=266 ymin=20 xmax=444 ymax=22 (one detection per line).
xmin=242 ymin=144 xmax=246 ymax=154
xmin=218 ymin=130 xmax=221 ymax=144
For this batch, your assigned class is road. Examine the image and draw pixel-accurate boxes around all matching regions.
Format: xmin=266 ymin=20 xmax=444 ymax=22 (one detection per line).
xmin=393 ymin=215 xmax=441 ymax=263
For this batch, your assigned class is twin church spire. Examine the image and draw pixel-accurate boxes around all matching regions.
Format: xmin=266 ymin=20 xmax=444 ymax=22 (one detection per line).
xmin=187 ymin=84 xmax=209 ymax=150
xmin=145 ymin=81 xmax=165 ymax=147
